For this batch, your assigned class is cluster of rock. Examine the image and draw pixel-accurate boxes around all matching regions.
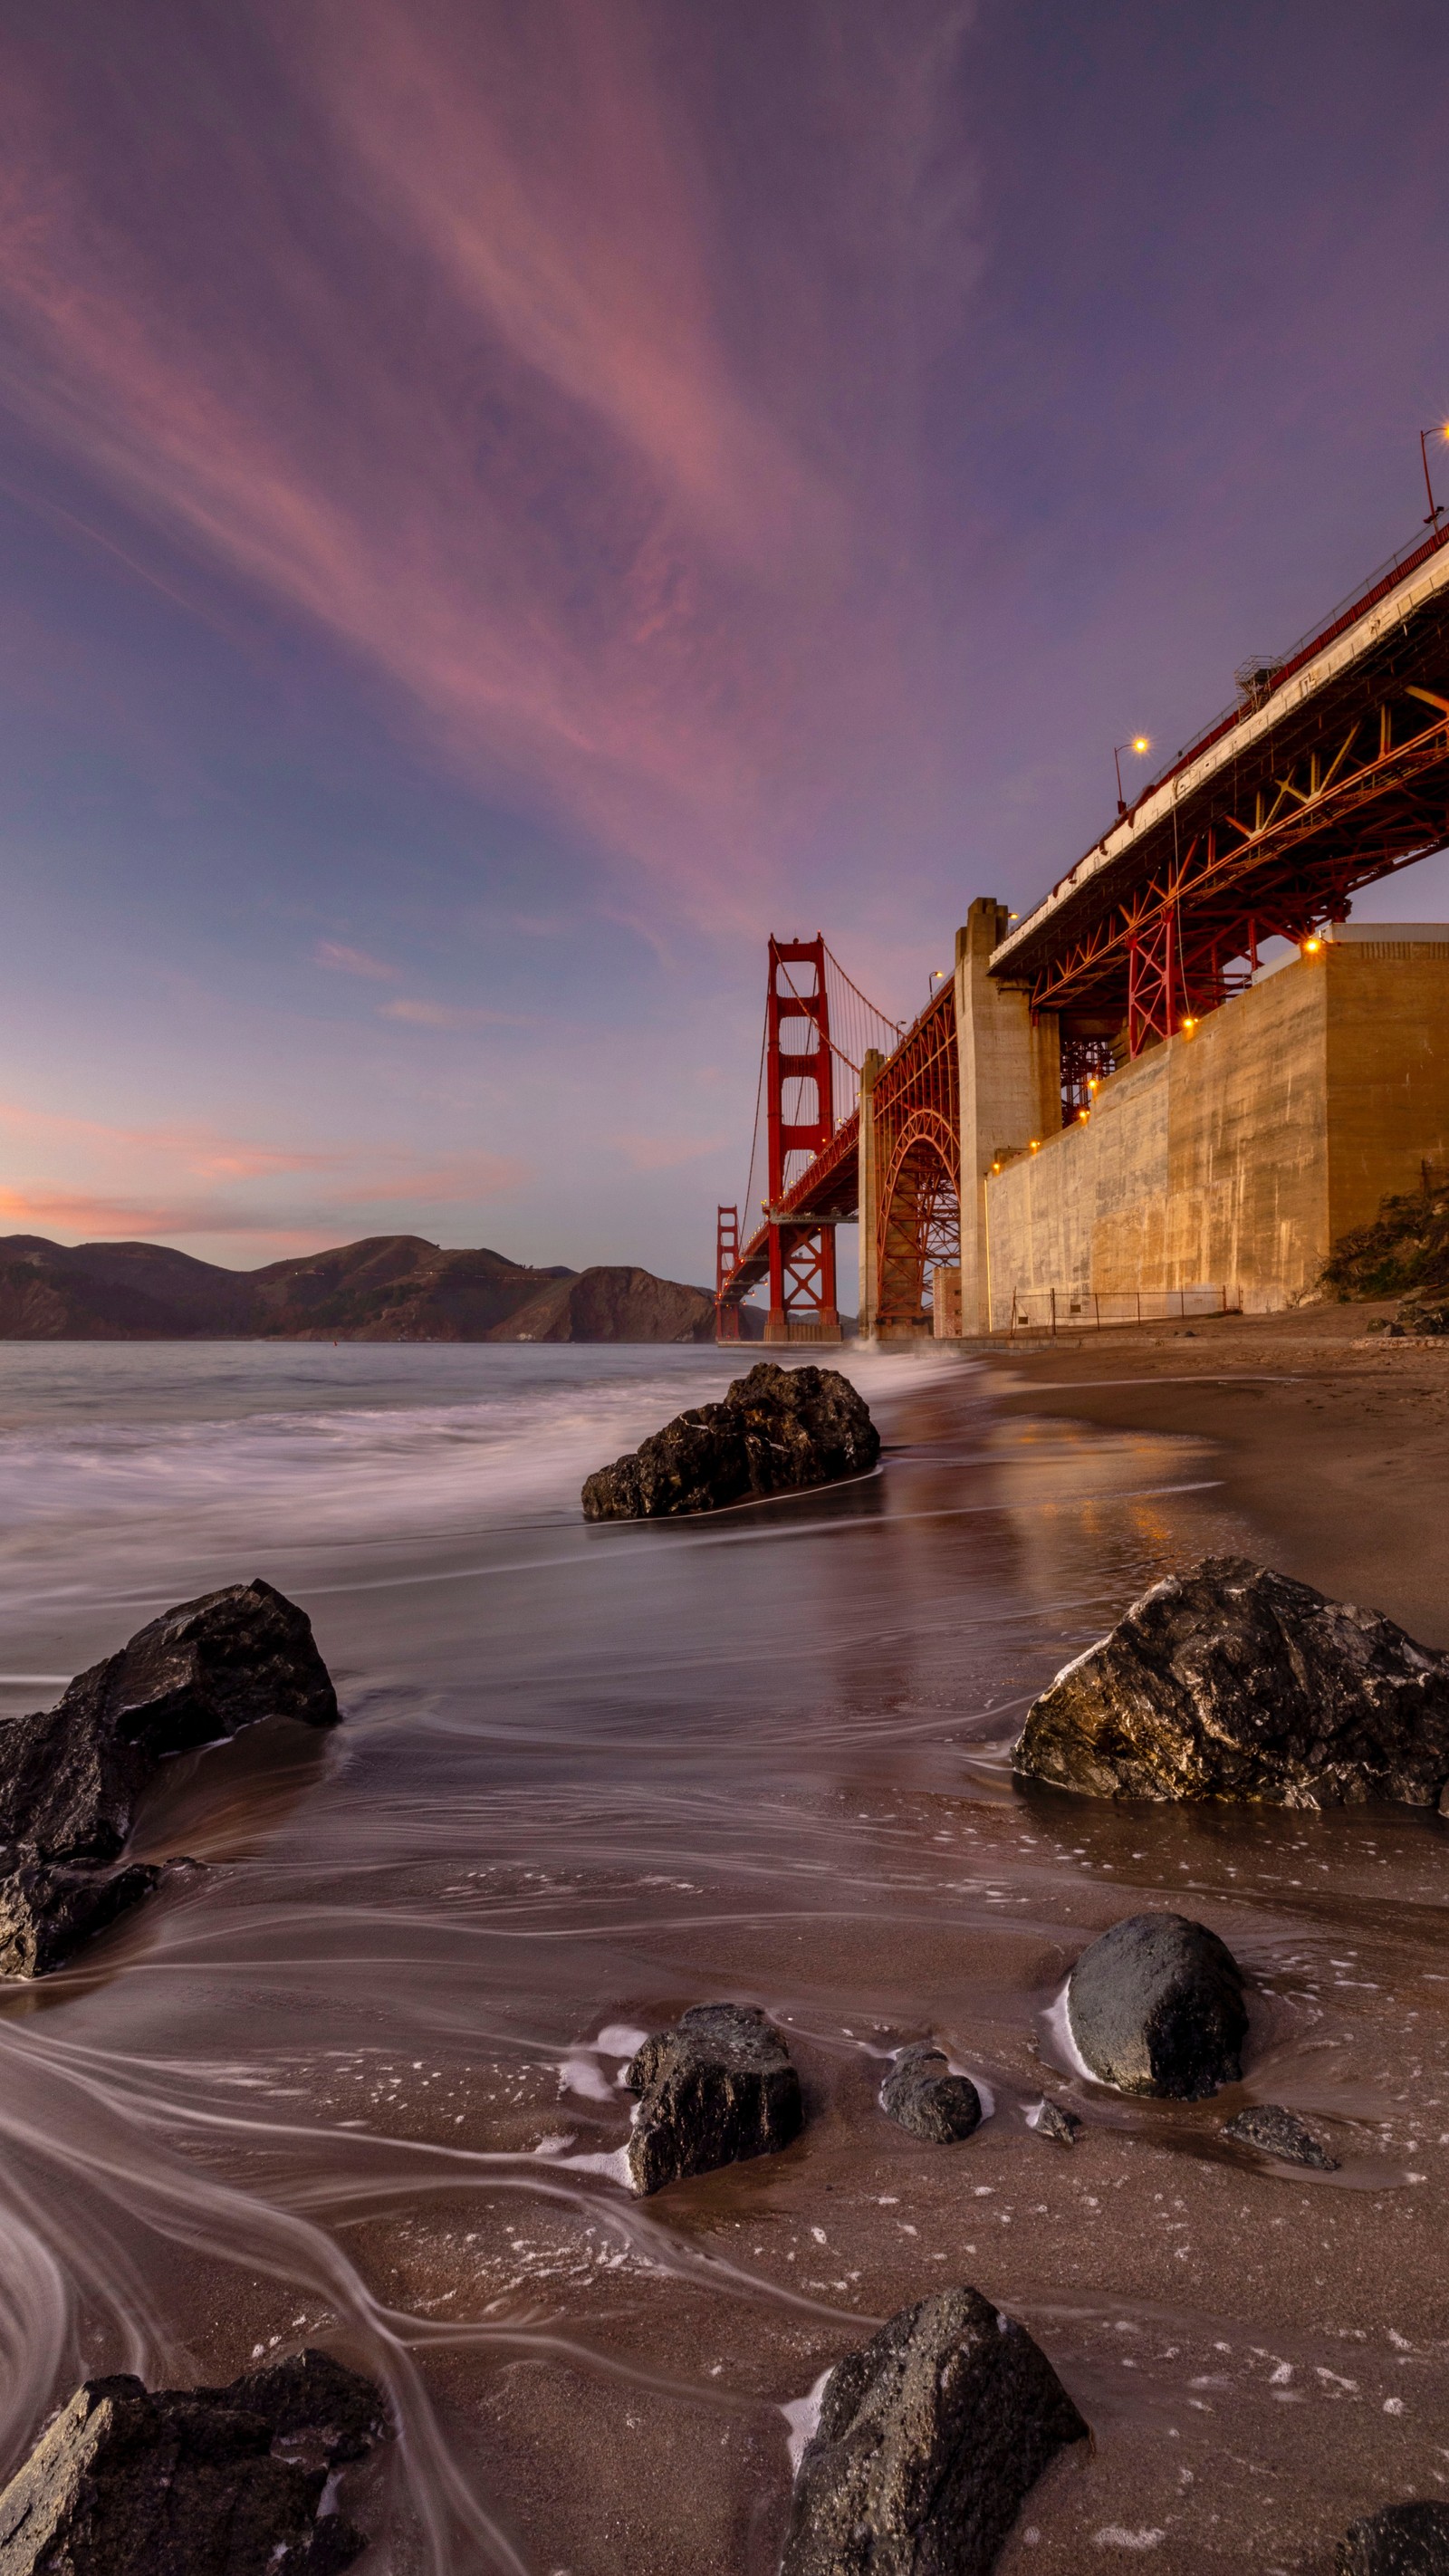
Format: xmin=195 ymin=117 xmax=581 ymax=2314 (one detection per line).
xmin=582 ymin=1360 xmax=878 ymax=1519
xmin=0 ymin=1579 xmax=340 ymax=1976
xmin=1013 ymin=1553 xmax=1449 ymax=1810
xmin=0 ymin=2348 xmax=388 ymax=2574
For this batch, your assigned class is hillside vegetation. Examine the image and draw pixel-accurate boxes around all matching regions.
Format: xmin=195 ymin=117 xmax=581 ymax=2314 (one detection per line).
xmin=1322 ymin=1170 xmax=1449 ymax=1301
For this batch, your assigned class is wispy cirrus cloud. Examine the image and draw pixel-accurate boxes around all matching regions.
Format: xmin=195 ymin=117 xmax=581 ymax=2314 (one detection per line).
xmin=313 ymin=939 xmax=397 ymax=979
xmin=378 ymin=997 xmax=531 ymax=1029
xmin=0 ymin=0 xmax=974 ymax=928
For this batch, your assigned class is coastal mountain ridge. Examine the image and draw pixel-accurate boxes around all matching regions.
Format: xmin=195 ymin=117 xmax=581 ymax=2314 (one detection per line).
xmin=0 ymin=1232 xmax=736 ymax=1342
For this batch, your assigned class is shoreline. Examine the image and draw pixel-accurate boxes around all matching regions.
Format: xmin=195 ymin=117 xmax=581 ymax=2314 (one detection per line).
xmin=977 ymin=1299 xmax=1449 ymax=1641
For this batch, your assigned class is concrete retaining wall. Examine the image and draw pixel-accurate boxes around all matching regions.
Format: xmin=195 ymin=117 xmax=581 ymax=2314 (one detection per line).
xmin=983 ymin=939 xmax=1449 ymax=1324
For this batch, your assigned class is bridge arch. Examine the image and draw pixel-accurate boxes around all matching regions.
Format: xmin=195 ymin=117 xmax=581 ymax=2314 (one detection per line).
xmin=876 ymin=1105 xmax=959 ymax=1332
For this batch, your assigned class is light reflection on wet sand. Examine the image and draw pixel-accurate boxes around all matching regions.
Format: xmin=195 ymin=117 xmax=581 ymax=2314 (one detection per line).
xmin=0 ymin=1344 xmax=1445 ymax=2571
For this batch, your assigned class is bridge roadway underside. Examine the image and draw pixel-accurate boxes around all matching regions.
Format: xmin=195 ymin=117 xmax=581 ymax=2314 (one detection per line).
xmin=991 ymin=529 xmax=1449 ymax=1056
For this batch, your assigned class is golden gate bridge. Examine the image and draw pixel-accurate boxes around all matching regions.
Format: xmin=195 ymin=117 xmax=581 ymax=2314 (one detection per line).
xmin=715 ymin=504 xmax=1449 ymax=1342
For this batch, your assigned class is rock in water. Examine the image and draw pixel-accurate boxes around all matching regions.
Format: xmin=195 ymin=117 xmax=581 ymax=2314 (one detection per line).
xmin=625 ymin=2003 xmax=803 ymax=2193
xmin=0 ymin=2349 xmax=387 ymax=2576
xmin=1013 ymin=1554 xmax=1449 ymax=1809
xmin=880 ymin=2044 xmax=982 ymax=2143
xmin=0 ymin=1858 xmax=165 ymax=1977
xmin=581 ymin=1360 xmax=878 ymax=1520
xmin=1223 ymin=2102 xmax=1338 ymax=2169
xmin=1066 ymin=1913 xmax=1247 ymax=2100
xmin=1337 ymin=2503 xmax=1449 ymax=2573
xmin=1032 ymin=2099 xmax=1082 ymax=2147
xmin=0 ymin=1580 xmax=338 ymax=1976
xmin=0 ymin=1578 xmax=339 ymax=1862
xmin=781 ymin=2286 xmax=1088 ymax=2576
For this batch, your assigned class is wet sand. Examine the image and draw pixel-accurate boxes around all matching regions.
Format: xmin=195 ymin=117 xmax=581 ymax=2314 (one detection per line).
xmin=989 ymin=1297 xmax=1449 ymax=1639
xmin=2 ymin=1341 xmax=1448 ymax=2574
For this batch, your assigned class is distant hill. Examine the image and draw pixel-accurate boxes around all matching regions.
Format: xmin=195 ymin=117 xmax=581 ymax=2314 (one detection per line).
xmin=0 ymin=1233 xmax=741 ymax=1343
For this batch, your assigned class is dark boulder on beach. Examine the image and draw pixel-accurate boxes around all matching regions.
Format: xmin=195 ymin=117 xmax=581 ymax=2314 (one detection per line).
xmin=0 ymin=1857 xmax=166 ymax=1978
xmin=879 ymin=2043 xmax=982 ymax=2143
xmin=0 ymin=1578 xmax=339 ymax=1865
xmin=581 ymin=1360 xmax=878 ymax=1520
xmin=1337 ymin=2502 xmax=1449 ymax=2573
xmin=0 ymin=1580 xmax=338 ymax=1978
xmin=624 ymin=2002 xmax=803 ymax=2193
xmin=781 ymin=2285 xmax=1088 ymax=2576
xmin=1067 ymin=1912 xmax=1247 ymax=2100
xmin=0 ymin=2348 xmax=387 ymax=2576
xmin=1013 ymin=1555 xmax=1449 ymax=1809
xmin=1223 ymin=2101 xmax=1338 ymax=2169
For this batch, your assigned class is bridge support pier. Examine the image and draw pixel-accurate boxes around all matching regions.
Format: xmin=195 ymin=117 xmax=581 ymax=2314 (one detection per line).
xmin=955 ymin=899 xmax=1061 ymax=1334
xmin=857 ymin=1048 xmax=884 ymax=1337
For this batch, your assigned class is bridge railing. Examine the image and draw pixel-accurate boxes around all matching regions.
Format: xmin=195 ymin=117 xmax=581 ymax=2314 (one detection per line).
xmin=1007 ymin=1283 xmax=1243 ymax=1336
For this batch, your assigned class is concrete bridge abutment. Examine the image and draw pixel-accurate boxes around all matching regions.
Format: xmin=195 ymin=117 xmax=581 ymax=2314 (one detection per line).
xmin=954 ymin=899 xmax=1061 ymax=1334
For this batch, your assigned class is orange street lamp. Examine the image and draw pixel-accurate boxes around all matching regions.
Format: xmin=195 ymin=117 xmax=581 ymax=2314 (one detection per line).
xmin=1114 ymin=735 xmax=1151 ymax=817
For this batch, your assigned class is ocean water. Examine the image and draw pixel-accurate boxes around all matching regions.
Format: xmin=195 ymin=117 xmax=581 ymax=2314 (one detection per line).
xmin=0 ymin=1342 xmax=1442 ymax=2574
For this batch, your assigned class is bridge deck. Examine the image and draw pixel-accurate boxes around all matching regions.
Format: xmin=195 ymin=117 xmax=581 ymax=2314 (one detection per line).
xmin=991 ymin=522 xmax=1449 ymax=1023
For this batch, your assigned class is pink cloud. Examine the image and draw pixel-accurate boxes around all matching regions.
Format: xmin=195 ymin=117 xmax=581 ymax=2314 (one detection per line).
xmin=378 ymin=997 xmax=530 ymax=1029
xmin=0 ymin=1097 xmax=528 ymax=1245
xmin=0 ymin=4 xmax=971 ymax=930
xmin=314 ymin=940 xmax=397 ymax=979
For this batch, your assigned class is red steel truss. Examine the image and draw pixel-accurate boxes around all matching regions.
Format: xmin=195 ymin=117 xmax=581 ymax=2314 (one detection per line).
xmin=992 ymin=520 xmax=1449 ymax=1093
xmin=870 ymin=984 xmax=960 ymax=1333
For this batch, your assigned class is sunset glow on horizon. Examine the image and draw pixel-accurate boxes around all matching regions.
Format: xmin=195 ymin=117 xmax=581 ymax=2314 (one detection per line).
xmin=3 ymin=0 xmax=1449 ymax=1276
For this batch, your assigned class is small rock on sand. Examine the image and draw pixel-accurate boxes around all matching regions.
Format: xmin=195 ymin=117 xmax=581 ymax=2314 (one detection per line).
xmin=879 ymin=2043 xmax=982 ymax=2142
xmin=1223 ymin=2102 xmax=1338 ymax=2170
xmin=781 ymin=2285 xmax=1088 ymax=2576
xmin=1066 ymin=1912 xmax=1247 ymax=2100
xmin=625 ymin=2003 xmax=803 ymax=2194
xmin=1032 ymin=2099 xmax=1082 ymax=2147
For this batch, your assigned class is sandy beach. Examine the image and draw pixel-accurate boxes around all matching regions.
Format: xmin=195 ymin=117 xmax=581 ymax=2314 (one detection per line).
xmin=986 ymin=1302 xmax=1449 ymax=1644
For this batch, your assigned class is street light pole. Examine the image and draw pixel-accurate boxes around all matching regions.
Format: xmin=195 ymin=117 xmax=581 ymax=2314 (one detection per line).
xmin=1114 ymin=735 xmax=1151 ymax=819
xmin=1420 ymin=426 xmax=1449 ymax=532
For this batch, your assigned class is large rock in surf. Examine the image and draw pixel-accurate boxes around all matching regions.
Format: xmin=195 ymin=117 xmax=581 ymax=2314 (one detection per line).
xmin=0 ymin=1580 xmax=338 ymax=1976
xmin=1066 ymin=1912 xmax=1246 ymax=2100
xmin=581 ymin=1360 xmax=878 ymax=1520
xmin=0 ymin=1578 xmax=339 ymax=1861
xmin=781 ymin=2286 xmax=1088 ymax=2576
xmin=1014 ymin=1555 xmax=1449 ymax=1809
xmin=879 ymin=2043 xmax=982 ymax=2143
xmin=625 ymin=2003 xmax=803 ymax=2193
xmin=0 ymin=2348 xmax=387 ymax=2576
xmin=1337 ymin=2502 xmax=1449 ymax=2573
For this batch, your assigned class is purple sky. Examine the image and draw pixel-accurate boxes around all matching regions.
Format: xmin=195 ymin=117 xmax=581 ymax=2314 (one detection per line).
xmin=3 ymin=0 xmax=1449 ymax=1281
